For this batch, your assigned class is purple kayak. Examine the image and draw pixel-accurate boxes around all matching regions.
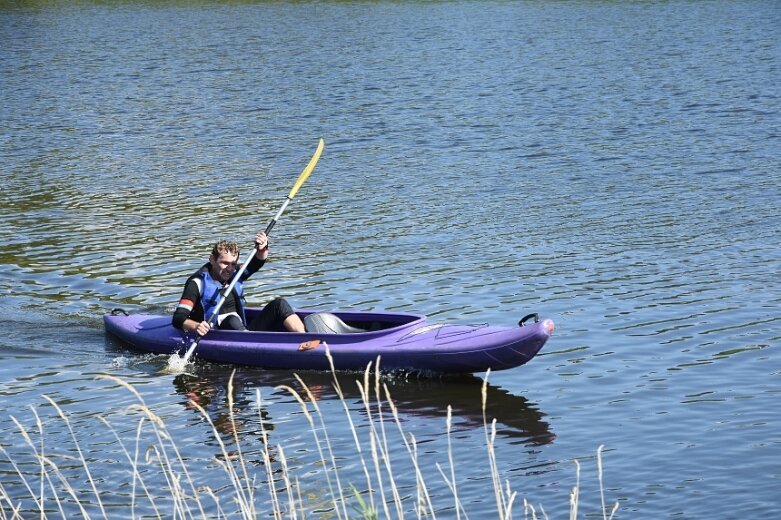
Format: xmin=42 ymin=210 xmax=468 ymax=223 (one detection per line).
xmin=104 ymin=307 xmax=554 ymax=373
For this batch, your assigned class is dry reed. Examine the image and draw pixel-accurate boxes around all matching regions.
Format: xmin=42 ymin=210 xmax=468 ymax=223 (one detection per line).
xmin=0 ymin=352 xmax=618 ymax=519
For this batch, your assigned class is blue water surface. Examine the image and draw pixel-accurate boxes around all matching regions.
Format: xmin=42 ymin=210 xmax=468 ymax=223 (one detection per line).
xmin=1 ymin=0 xmax=779 ymax=517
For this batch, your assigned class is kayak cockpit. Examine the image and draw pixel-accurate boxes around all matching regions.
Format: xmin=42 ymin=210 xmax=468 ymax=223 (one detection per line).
xmin=243 ymin=308 xmax=425 ymax=335
xmin=303 ymin=312 xmax=366 ymax=334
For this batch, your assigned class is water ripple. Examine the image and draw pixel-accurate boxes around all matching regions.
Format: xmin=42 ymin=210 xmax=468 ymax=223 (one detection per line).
xmin=2 ymin=1 xmax=780 ymax=517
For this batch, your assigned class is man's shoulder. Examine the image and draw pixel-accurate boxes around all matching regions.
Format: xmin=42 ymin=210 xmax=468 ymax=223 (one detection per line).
xmin=183 ymin=264 xmax=210 ymax=294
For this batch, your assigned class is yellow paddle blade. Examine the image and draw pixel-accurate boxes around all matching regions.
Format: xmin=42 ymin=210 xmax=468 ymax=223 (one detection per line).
xmin=288 ymin=138 xmax=324 ymax=199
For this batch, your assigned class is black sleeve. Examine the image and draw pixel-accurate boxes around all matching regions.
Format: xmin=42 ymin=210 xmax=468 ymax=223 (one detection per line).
xmin=172 ymin=278 xmax=203 ymax=330
xmin=240 ymin=254 xmax=266 ymax=281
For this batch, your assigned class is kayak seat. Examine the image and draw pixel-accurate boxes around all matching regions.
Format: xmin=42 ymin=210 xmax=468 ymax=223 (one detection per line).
xmin=304 ymin=312 xmax=366 ymax=334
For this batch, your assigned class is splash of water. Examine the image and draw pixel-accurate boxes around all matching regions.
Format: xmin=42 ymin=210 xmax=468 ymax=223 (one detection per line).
xmin=165 ymin=352 xmax=191 ymax=374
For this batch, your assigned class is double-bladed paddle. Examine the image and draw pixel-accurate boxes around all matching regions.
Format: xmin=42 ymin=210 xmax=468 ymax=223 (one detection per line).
xmin=178 ymin=138 xmax=324 ymax=365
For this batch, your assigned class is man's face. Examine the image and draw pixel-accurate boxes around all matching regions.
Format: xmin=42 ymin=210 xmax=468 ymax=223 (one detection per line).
xmin=209 ymin=251 xmax=239 ymax=284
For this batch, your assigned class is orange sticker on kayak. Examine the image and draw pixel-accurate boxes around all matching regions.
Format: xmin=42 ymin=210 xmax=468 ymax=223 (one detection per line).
xmin=298 ymin=339 xmax=321 ymax=351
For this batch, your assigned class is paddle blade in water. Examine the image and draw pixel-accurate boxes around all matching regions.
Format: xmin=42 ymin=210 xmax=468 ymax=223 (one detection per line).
xmin=165 ymin=352 xmax=191 ymax=374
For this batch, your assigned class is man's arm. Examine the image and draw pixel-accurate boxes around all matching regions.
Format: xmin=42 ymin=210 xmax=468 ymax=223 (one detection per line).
xmin=240 ymin=232 xmax=269 ymax=281
xmin=241 ymin=254 xmax=267 ymax=281
xmin=172 ymin=279 xmax=206 ymax=333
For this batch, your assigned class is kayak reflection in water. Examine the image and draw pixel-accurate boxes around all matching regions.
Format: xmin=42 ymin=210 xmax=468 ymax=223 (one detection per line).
xmin=172 ymin=368 xmax=324 ymax=460
xmin=173 ymin=366 xmax=554 ymax=447
xmin=172 ymin=232 xmax=306 ymax=336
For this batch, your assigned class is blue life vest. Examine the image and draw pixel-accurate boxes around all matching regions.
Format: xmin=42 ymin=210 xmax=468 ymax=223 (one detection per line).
xmin=196 ymin=266 xmax=247 ymax=325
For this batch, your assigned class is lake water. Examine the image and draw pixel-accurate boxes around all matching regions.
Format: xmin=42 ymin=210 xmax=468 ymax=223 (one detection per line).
xmin=1 ymin=0 xmax=779 ymax=517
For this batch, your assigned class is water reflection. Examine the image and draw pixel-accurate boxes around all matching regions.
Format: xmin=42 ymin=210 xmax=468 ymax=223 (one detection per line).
xmin=168 ymin=363 xmax=554 ymax=448
xmin=172 ymin=371 xmax=270 ymax=440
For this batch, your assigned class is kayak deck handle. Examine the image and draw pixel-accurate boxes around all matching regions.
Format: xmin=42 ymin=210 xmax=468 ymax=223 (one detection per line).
xmin=111 ymin=308 xmax=129 ymax=316
xmin=519 ymin=313 xmax=539 ymax=327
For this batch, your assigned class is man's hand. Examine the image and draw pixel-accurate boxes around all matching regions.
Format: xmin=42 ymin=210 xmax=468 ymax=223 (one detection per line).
xmin=185 ymin=319 xmax=212 ymax=336
xmin=195 ymin=320 xmax=211 ymax=336
xmin=255 ymin=232 xmax=269 ymax=259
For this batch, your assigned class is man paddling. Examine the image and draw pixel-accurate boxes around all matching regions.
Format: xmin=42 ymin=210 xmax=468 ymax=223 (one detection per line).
xmin=172 ymin=232 xmax=305 ymax=335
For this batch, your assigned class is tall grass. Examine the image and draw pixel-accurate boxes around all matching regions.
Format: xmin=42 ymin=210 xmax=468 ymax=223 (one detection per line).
xmin=0 ymin=351 xmax=618 ymax=519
